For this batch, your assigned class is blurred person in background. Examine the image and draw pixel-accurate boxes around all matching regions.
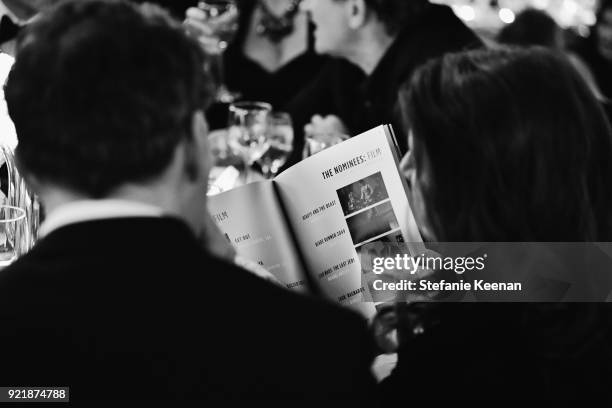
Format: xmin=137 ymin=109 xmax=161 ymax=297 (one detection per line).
xmin=498 ymin=7 xmax=564 ymax=48
xmin=285 ymin=0 xmax=481 ymax=166
xmin=498 ymin=7 xmax=608 ymax=105
xmin=0 ymin=1 xmax=377 ymax=404
xmin=184 ymin=0 xmax=329 ymax=129
xmin=574 ymin=0 xmax=612 ymax=101
xmin=376 ymin=47 xmax=612 ymax=406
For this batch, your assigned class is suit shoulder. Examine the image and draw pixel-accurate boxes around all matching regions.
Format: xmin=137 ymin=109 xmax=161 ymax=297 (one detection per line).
xmin=208 ymin=256 xmax=369 ymax=329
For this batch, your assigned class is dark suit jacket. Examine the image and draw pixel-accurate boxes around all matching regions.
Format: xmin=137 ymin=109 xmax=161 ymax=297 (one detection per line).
xmin=0 ymin=217 xmax=377 ymax=406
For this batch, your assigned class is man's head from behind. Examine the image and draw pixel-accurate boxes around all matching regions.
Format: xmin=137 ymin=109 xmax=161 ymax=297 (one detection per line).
xmin=302 ymin=0 xmax=429 ymax=57
xmin=5 ymin=0 xmax=213 ymax=208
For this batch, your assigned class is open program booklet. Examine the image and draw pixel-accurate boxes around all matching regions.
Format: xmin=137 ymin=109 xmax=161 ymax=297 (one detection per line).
xmin=207 ymin=125 xmax=422 ymax=316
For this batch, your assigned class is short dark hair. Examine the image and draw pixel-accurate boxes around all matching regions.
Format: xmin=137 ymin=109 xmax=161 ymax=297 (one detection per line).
xmin=497 ymin=8 xmax=562 ymax=49
xmin=402 ymin=47 xmax=612 ymax=241
xmin=5 ymin=0 xmax=213 ymax=197
xmin=337 ymin=0 xmax=430 ymax=35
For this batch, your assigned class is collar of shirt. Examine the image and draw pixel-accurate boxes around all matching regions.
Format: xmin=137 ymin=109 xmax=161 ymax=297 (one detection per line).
xmin=38 ymin=199 xmax=166 ymax=238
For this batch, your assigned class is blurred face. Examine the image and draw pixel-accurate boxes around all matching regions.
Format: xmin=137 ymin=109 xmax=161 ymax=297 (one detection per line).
xmin=597 ymin=9 xmax=612 ymax=61
xmin=301 ymin=0 xmax=353 ymax=56
xmin=400 ymin=132 xmax=435 ymax=241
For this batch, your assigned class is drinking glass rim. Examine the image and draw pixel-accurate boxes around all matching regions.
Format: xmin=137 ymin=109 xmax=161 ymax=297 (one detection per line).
xmin=306 ymin=132 xmax=349 ymax=142
xmin=229 ymin=101 xmax=273 ymax=114
xmin=268 ymin=111 xmax=292 ymax=122
xmin=197 ymin=0 xmax=237 ymax=9
xmin=198 ymin=0 xmax=236 ymax=5
xmin=0 ymin=205 xmax=26 ymax=223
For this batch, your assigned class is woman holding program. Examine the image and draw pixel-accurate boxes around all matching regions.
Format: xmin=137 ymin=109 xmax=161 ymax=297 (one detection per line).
xmin=376 ymin=47 xmax=612 ymax=406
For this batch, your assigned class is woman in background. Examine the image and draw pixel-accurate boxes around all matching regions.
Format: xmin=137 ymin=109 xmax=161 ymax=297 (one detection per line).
xmin=185 ymin=0 xmax=328 ymax=128
xmin=377 ymin=47 xmax=612 ymax=406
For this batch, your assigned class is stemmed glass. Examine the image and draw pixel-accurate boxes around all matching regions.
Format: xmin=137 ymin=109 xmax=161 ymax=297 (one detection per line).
xmin=227 ymin=101 xmax=272 ymax=167
xmin=258 ymin=112 xmax=294 ymax=179
xmin=197 ymin=0 xmax=240 ymax=103
xmin=0 ymin=205 xmax=26 ymax=268
xmin=303 ymin=132 xmax=349 ymax=159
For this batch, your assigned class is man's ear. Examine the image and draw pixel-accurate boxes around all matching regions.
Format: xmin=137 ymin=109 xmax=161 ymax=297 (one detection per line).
xmin=184 ymin=109 xmax=211 ymax=183
xmin=346 ymin=0 xmax=367 ymax=29
xmin=191 ymin=109 xmax=209 ymax=144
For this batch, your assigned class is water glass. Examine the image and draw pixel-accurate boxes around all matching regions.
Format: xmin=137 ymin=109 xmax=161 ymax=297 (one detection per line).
xmin=197 ymin=0 xmax=239 ymax=103
xmin=197 ymin=0 xmax=239 ymax=52
xmin=0 ymin=205 xmax=26 ymax=267
xmin=259 ymin=112 xmax=294 ymax=179
xmin=228 ymin=101 xmax=272 ymax=165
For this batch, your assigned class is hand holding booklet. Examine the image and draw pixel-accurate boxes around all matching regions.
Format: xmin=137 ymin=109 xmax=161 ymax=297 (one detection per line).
xmin=207 ymin=125 xmax=423 ymax=316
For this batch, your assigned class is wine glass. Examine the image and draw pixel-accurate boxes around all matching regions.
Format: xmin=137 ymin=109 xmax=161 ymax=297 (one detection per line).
xmin=207 ymin=129 xmax=246 ymax=195
xmin=0 ymin=205 xmax=26 ymax=268
xmin=197 ymin=0 xmax=240 ymax=103
xmin=302 ymin=131 xmax=349 ymax=159
xmin=258 ymin=112 xmax=294 ymax=179
xmin=227 ymin=101 xmax=272 ymax=166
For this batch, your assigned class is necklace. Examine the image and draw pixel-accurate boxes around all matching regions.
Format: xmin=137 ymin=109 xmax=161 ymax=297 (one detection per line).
xmin=256 ymin=0 xmax=302 ymax=43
